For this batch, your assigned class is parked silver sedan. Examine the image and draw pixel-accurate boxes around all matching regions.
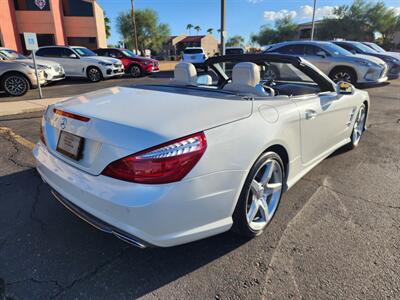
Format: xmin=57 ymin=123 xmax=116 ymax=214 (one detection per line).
xmin=265 ymin=41 xmax=388 ymax=85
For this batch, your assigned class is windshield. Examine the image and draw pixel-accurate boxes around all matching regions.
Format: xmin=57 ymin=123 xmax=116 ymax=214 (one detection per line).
xmin=366 ymin=43 xmax=386 ymax=53
xmin=0 ymin=49 xmax=27 ymax=60
xmin=72 ymin=47 xmax=97 ymax=57
xmin=353 ymin=42 xmax=377 ymax=54
xmin=184 ymin=48 xmax=203 ymax=54
xmin=122 ymin=49 xmax=138 ymax=58
xmin=323 ymin=43 xmax=353 ymax=56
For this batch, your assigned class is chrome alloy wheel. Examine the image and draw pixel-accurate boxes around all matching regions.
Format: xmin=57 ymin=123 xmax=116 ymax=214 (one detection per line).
xmin=4 ymin=75 xmax=28 ymax=96
xmin=352 ymin=105 xmax=366 ymax=146
xmin=264 ymin=69 xmax=277 ymax=82
xmin=88 ymin=68 xmax=101 ymax=82
xmin=333 ymin=71 xmax=352 ymax=83
xmin=246 ymin=158 xmax=283 ymax=231
xmin=130 ymin=65 xmax=141 ymax=78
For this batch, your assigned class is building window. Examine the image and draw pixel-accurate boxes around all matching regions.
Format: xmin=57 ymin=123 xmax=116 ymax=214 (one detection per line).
xmin=14 ymin=0 xmax=50 ymax=11
xmin=20 ymin=34 xmax=55 ymax=54
xmin=62 ymin=0 xmax=93 ymax=16
xmin=67 ymin=37 xmax=97 ymax=49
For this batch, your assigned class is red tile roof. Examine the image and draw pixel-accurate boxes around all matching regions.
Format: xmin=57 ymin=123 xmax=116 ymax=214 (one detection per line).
xmin=180 ymin=35 xmax=206 ymax=43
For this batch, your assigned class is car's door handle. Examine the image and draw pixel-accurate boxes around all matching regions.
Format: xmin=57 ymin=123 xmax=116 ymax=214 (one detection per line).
xmin=305 ymin=109 xmax=317 ymax=120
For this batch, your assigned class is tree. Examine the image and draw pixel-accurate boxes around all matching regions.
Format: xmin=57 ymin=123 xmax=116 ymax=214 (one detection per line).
xmin=104 ymin=13 xmax=111 ymax=39
xmin=226 ymin=35 xmax=245 ymax=47
xmin=316 ymin=0 xmax=400 ymax=48
xmin=207 ymin=28 xmax=213 ymax=35
xmin=117 ymin=9 xmax=170 ymax=54
xmin=186 ymin=24 xmax=193 ymax=35
xmin=194 ymin=26 xmax=201 ymax=34
xmin=251 ymin=16 xmax=297 ymax=45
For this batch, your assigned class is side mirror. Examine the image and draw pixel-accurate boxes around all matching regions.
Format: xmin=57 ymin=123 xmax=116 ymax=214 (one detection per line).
xmin=316 ymin=51 xmax=326 ymax=58
xmin=196 ymin=74 xmax=212 ymax=86
xmin=350 ymin=50 xmax=357 ymax=55
xmin=69 ymin=53 xmax=78 ymax=59
xmin=336 ymin=81 xmax=355 ymax=95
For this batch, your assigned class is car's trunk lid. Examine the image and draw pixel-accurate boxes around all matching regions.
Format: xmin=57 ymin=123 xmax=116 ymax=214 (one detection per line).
xmin=43 ymin=86 xmax=252 ymax=175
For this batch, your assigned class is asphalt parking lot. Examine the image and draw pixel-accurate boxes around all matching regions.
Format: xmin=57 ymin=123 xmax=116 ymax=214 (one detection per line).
xmin=0 ymin=72 xmax=172 ymax=102
xmin=0 ymin=79 xmax=399 ymax=299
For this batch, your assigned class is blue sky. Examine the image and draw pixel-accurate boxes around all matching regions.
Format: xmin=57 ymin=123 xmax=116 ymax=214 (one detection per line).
xmin=98 ymin=0 xmax=400 ymax=45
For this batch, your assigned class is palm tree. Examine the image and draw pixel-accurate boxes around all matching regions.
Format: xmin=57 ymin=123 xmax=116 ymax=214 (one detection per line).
xmin=194 ymin=26 xmax=201 ymax=35
xmin=186 ymin=24 xmax=193 ymax=35
xmin=104 ymin=13 xmax=111 ymax=39
xmin=207 ymin=28 xmax=213 ymax=35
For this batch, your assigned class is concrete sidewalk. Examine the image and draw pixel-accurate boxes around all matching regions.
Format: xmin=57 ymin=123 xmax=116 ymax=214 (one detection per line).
xmin=0 ymin=97 xmax=68 ymax=117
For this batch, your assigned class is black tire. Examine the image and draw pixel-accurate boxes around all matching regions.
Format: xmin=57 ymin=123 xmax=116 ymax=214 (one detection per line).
xmin=86 ymin=66 xmax=102 ymax=82
xmin=264 ymin=65 xmax=280 ymax=82
xmin=347 ymin=103 xmax=367 ymax=149
xmin=128 ymin=64 xmax=142 ymax=78
xmin=232 ymin=152 xmax=285 ymax=237
xmin=1 ymin=72 xmax=30 ymax=97
xmin=329 ymin=67 xmax=357 ymax=84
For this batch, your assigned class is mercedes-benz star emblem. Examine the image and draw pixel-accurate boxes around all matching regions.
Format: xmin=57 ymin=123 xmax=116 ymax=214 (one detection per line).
xmin=60 ymin=118 xmax=67 ymax=130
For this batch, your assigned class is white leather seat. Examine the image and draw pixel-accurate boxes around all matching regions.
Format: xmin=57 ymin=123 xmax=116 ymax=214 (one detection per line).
xmin=170 ymin=62 xmax=197 ymax=86
xmin=223 ymin=62 xmax=268 ymax=96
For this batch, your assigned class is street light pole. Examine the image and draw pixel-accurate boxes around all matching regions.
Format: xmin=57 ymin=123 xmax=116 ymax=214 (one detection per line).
xmin=220 ymin=0 xmax=226 ymax=55
xmin=130 ymin=0 xmax=139 ymax=54
xmin=310 ymin=0 xmax=317 ymax=40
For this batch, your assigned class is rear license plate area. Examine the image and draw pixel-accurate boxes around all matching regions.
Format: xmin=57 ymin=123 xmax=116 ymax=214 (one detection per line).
xmin=56 ymin=130 xmax=84 ymax=160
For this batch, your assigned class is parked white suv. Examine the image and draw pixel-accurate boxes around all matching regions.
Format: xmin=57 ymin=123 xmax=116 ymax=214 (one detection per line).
xmin=265 ymin=41 xmax=388 ymax=85
xmin=182 ymin=47 xmax=207 ymax=68
xmin=0 ymin=47 xmax=65 ymax=83
xmin=34 ymin=46 xmax=124 ymax=82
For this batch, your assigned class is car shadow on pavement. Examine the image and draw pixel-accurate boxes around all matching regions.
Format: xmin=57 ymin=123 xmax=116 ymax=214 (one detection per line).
xmin=0 ymin=168 xmax=249 ymax=298
xmin=0 ymin=165 xmax=317 ymax=299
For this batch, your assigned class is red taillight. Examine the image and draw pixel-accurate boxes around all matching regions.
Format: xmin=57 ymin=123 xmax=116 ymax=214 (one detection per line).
xmin=53 ymin=109 xmax=90 ymax=122
xmin=39 ymin=125 xmax=46 ymax=145
xmin=101 ymin=132 xmax=207 ymax=184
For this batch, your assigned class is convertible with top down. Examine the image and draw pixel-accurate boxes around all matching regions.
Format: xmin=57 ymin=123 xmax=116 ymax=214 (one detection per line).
xmin=33 ymin=54 xmax=369 ymax=248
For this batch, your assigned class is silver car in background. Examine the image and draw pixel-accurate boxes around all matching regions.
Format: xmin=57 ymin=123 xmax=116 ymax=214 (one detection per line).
xmin=265 ymin=41 xmax=388 ymax=85
xmin=332 ymin=41 xmax=400 ymax=79
xmin=0 ymin=57 xmax=46 ymax=96
xmin=0 ymin=47 xmax=65 ymax=83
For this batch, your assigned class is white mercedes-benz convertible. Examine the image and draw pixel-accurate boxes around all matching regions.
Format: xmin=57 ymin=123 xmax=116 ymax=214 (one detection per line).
xmin=33 ymin=54 xmax=369 ymax=248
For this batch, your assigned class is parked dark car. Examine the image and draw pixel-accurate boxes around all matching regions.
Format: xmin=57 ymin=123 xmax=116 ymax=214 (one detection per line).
xmin=332 ymin=41 xmax=400 ymax=79
xmin=94 ymin=48 xmax=159 ymax=78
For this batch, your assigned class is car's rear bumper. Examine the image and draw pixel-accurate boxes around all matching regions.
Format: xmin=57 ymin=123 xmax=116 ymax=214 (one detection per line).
xmin=51 ymin=189 xmax=151 ymax=248
xmin=33 ymin=142 xmax=243 ymax=247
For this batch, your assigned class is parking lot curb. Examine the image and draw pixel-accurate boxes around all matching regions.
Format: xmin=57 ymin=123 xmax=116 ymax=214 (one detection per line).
xmin=0 ymin=97 xmax=68 ymax=117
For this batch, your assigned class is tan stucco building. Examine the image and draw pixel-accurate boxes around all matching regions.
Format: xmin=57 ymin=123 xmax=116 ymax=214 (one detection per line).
xmin=0 ymin=0 xmax=107 ymax=53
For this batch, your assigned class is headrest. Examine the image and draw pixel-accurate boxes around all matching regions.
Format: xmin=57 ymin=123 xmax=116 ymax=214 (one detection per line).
xmin=231 ymin=62 xmax=260 ymax=87
xmin=223 ymin=62 xmax=268 ymax=97
xmin=171 ymin=62 xmax=197 ymax=86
